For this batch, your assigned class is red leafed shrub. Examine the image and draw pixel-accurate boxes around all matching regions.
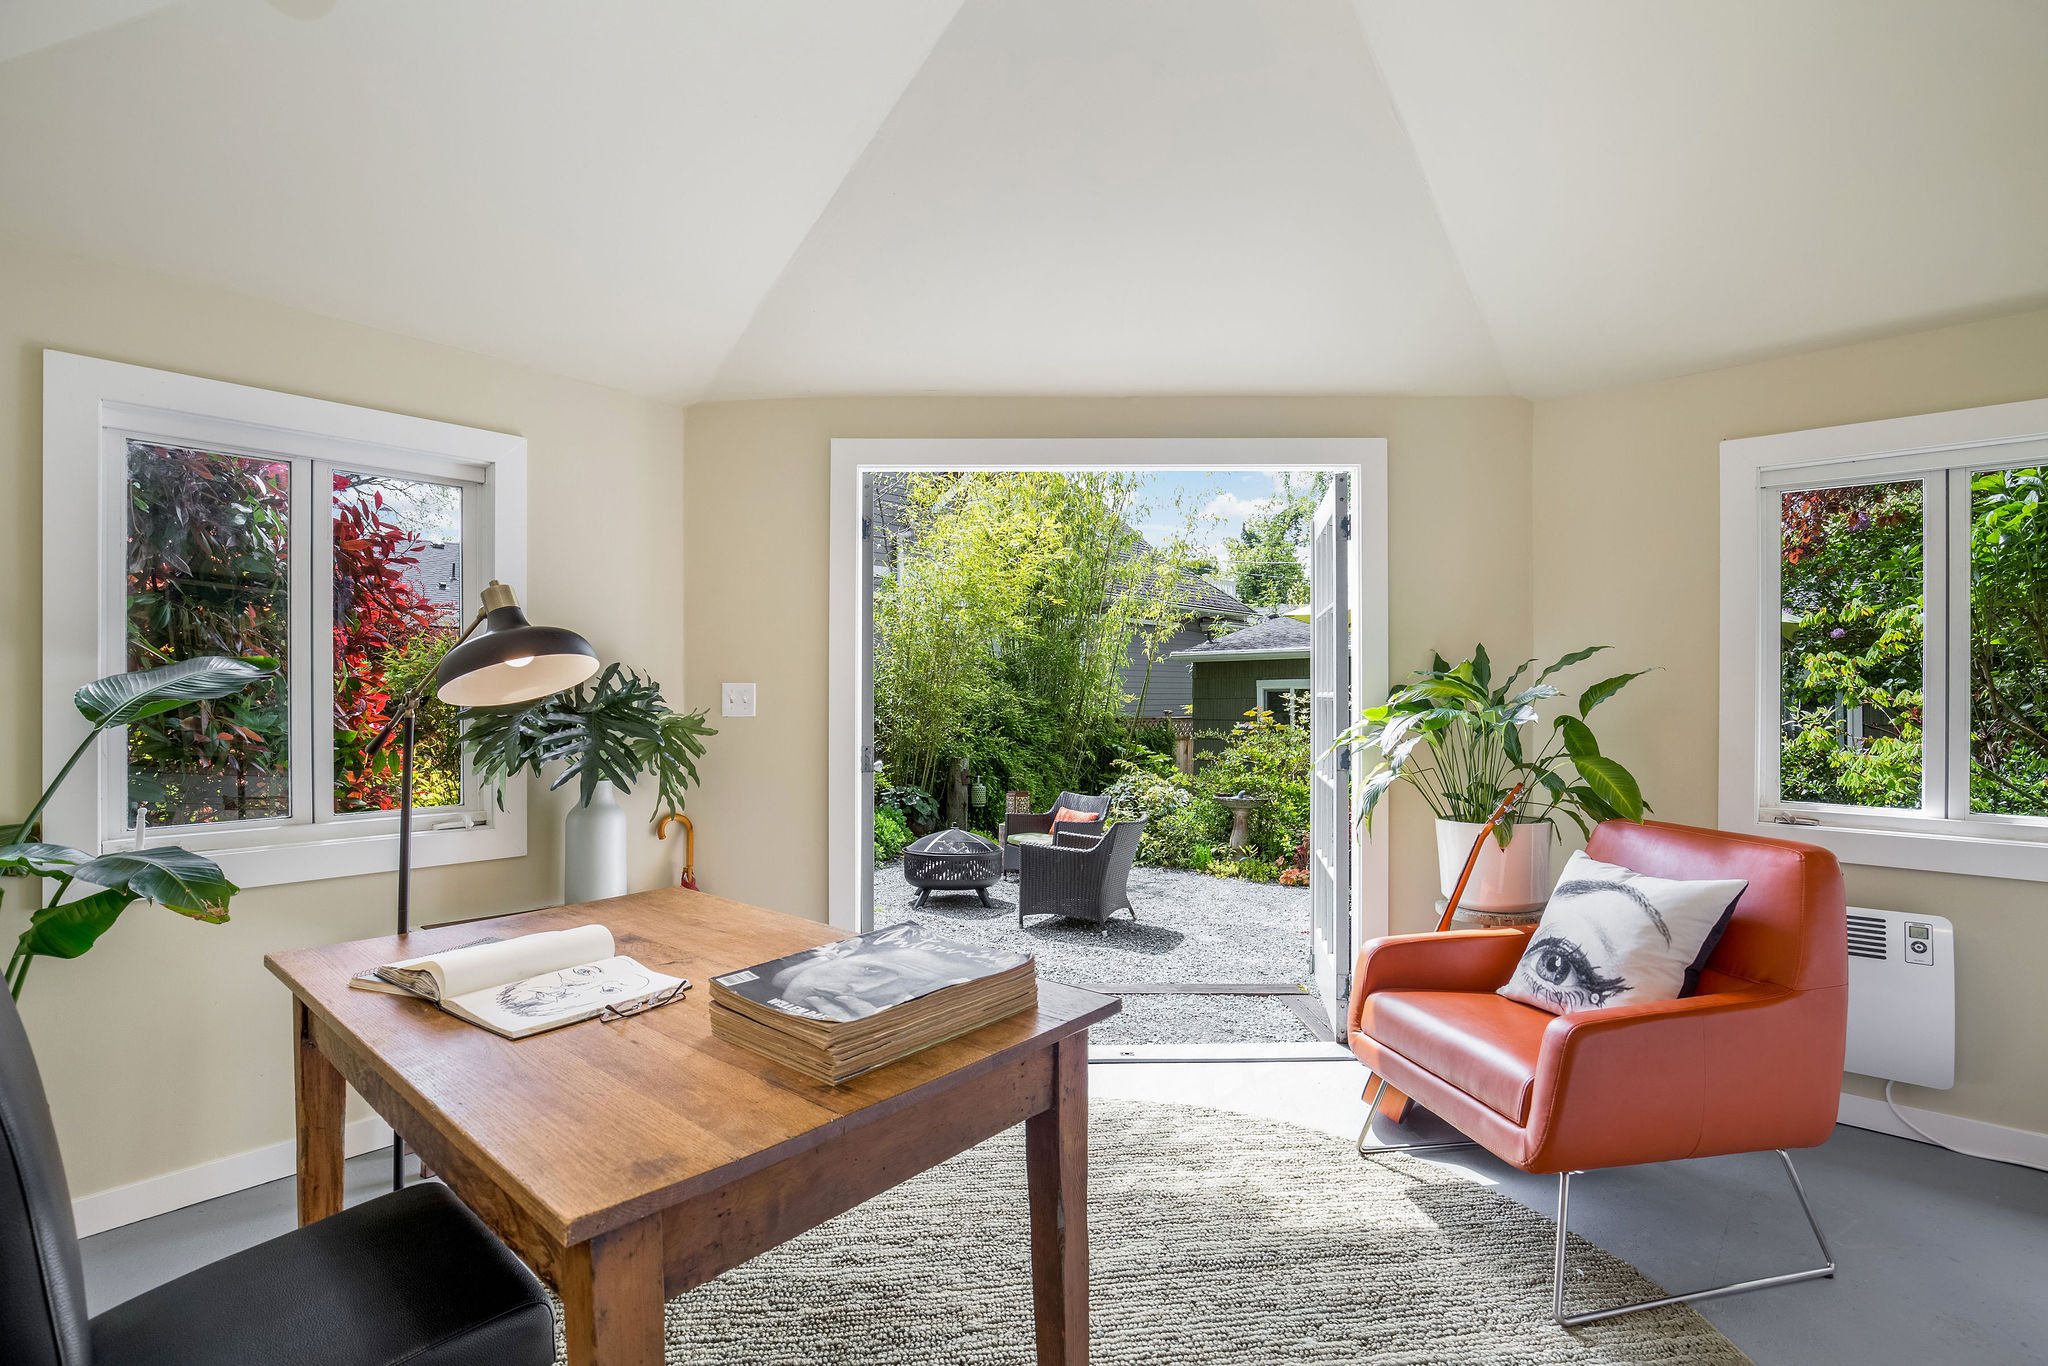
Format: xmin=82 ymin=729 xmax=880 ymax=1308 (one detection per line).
xmin=332 ymin=475 xmax=456 ymax=811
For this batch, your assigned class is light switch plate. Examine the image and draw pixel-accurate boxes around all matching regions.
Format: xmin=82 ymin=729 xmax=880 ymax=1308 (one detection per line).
xmin=720 ymin=682 xmax=756 ymax=718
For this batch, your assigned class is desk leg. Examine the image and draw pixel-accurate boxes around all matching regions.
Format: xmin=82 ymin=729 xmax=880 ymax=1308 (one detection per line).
xmin=1025 ymin=1036 xmax=1088 ymax=1365
xmin=562 ymin=1216 xmax=666 ymax=1366
xmin=294 ymin=999 xmax=346 ymax=1226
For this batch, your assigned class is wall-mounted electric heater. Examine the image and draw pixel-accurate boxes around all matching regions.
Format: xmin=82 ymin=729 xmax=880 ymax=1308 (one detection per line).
xmin=1843 ymin=907 xmax=1955 ymax=1089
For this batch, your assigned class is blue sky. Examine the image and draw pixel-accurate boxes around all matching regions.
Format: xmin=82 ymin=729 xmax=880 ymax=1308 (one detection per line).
xmin=1128 ymin=469 xmax=1319 ymax=587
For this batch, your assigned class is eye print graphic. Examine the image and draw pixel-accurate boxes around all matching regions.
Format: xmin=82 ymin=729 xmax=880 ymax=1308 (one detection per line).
xmin=1517 ymin=934 xmax=1630 ymax=1012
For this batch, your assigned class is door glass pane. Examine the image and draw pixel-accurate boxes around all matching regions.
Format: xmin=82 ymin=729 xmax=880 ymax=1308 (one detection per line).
xmin=332 ymin=472 xmax=465 ymax=812
xmin=125 ymin=441 xmax=292 ymax=826
xmin=1968 ymin=466 xmax=2048 ymax=816
xmin=1778 ymin=480 xmax=1924 ymax=808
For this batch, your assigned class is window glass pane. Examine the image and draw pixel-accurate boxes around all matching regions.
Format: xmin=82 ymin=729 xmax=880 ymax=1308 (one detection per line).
xmin=125 ymin=441 xmax=292 ymax=826
xmin=332 ymin=472 xmax=466 ymax=812
xmin=1261 ymin=687 xmax=1309 ymax=726
xmin=1968 ymin=466 xmax=2048 ymax=817
xmin=1778 ymin=480 xmax=1924 ymax=808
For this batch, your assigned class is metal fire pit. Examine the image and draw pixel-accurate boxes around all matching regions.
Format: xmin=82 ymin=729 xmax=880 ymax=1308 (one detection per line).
xmin=901 ymin=829 xmax=1003 ymax=908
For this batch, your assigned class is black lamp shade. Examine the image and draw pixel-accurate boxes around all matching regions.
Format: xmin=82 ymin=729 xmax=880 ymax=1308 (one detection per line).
xmin=435 ymin=592 xmax=598 ymax=707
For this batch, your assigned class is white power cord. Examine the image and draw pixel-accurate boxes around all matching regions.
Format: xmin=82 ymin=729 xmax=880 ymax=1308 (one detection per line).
xmin=1882 ymin=1080 xmax=2009 ymax=1165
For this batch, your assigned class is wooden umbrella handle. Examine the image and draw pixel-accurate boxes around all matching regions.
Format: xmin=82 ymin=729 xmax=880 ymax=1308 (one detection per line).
xmin=1435 ymin=782 xmax=1529 ymax=933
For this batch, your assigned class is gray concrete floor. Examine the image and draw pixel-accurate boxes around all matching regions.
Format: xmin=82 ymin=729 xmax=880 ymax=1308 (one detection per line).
xmin=80 ymin=1060 xmax=2048 ymax=1365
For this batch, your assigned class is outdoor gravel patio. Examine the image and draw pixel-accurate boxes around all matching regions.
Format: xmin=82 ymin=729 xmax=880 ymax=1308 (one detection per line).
xmin=873 ymin=862 xmax=1328 ymax=1046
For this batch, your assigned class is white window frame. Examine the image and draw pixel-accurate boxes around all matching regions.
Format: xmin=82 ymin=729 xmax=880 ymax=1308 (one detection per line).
xmin=43 ymin=351 xmax=528 ymax=888
xmin=1255 ymin=676 xmax=1311 ymax=726
xmin=1720 ymin=396 xmax=2048 ymax=881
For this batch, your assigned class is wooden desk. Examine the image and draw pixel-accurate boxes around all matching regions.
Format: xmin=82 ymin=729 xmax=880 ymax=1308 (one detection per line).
xmin=266 ymin=888 xmax=1118 ymax=1366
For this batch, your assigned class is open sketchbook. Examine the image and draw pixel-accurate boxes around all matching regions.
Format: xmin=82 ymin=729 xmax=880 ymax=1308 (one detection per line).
xmin=350 ymin=924 xmax=684 ymax=1039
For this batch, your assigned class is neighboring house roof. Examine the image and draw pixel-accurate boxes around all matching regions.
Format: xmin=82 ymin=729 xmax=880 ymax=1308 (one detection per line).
xmin=1168 ymin=613 xmax=1311 ymax=661
xmin=1129 ymin=566 xmax=1254 ymax=619
xmin=398 ymin=540 xmax=464 ymax=625
xmin=867 ymin=471 xmax=1253 ymax=620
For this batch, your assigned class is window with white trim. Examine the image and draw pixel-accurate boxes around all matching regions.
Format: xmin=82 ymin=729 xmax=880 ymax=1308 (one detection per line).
xmin=44 ymin=352 xmax=528 ymax=888
xmin=1256 ymin=677 xmax=1310 ymax=726
xmin=1721 ymin=399 xmax=2048 ymax=880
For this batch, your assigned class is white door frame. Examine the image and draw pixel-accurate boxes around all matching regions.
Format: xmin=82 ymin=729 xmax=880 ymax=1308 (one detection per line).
xmin=823 ymin=440 xmax=1384 ymax=942
xmin=827 ymin=438 xmax=1389 ymax=990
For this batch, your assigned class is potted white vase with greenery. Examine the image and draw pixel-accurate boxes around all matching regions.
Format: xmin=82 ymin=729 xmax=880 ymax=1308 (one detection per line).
xmin=1342 ymin=645 xmax=1652 ymax=912
xmin=461 ymin=664 xmax=715 ymax=903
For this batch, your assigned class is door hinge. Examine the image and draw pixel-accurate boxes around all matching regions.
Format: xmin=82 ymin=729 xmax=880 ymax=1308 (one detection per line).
xmin=1339 ymin=512 xmax=1352 ymax=538
xmin=861 ymin=516 xmax=872 ymax=542
xmin=861 ymin=744 xmax=874 ymax=773
xmin=1338 ymin=747 xmax=1352 ymax=771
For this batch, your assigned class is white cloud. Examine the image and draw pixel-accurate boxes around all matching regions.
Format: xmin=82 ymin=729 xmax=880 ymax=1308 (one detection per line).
xmin=1200 ymin=491 xmax=1277 ymax=522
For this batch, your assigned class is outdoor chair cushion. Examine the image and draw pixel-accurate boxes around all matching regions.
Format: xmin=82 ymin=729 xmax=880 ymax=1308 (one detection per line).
xmin=1051 ymin=806 xmax=1102 ymax=826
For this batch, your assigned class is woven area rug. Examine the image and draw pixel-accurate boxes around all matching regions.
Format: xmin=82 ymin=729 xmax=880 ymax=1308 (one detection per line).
xmin=551 ymin=1100 xmax=1748 ymax=1364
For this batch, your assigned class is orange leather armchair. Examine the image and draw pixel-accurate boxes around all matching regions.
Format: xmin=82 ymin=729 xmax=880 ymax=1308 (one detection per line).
xmin=1348 ymin=820 xmax=1849 ymax=1325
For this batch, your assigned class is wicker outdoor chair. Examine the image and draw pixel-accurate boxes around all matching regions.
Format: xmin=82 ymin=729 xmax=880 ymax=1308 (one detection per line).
xmin=1000 ymin=790 xmax=1112 ymax=874
xmin=1017 ymin=818 xmax=1146 ymax=936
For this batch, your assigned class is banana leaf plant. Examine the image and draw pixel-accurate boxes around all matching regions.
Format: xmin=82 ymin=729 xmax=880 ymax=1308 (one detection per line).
xmin=461 ymin=663 xmax=715 ymax=818
xmin=1338 ymin=644 xmax=1652 ymax=846
xmin=0 ymin=656 xmax=277 ymax=999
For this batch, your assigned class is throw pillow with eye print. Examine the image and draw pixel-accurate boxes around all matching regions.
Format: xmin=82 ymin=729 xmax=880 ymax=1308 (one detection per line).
xmin=1498 ymin=850 xmax=1747 ymax=1016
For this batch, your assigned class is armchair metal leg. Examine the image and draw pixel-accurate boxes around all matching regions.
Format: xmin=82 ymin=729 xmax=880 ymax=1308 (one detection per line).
xmin=1354 ymin=1076 xmax=1480 ymax=1158
xmin=1552 ymin=1149 xmax=1836 ymax=1327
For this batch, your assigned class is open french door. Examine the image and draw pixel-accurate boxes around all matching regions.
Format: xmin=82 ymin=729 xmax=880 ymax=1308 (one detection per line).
xmin=857 ymin=473 xmax=878 ymax=933
xmin=1309 ymin=476 xmax=1353 ymax=1037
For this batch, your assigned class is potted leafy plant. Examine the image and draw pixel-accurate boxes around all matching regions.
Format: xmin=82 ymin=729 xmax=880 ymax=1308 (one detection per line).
xmin=461 ymin=664 xmax=715 ymax=902
xmin=1342 ymin=645 xmax=1651 ymax=911
xmin=0 ymin=656 xmax=275 ymax=998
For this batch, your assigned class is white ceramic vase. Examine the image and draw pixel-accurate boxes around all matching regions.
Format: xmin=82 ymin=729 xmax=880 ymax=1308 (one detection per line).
xmin=564 ymin=779 xmax=629 ymax=904
xmin=1435 ymin=818 xmax=1553 ymax=912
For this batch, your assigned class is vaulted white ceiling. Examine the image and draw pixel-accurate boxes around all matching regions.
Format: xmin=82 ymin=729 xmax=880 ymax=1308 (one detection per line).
xmin=3 ymin=0 xmax=2044 ymax=402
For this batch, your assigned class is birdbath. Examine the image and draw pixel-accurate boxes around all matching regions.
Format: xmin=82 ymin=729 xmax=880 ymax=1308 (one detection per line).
xmin=1215 ymin=793 xmax=1271 ymax=852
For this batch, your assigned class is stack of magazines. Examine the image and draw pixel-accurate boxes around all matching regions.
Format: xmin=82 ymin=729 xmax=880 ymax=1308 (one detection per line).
xmin=709 ymin=922 xmax=1036 ymax=1083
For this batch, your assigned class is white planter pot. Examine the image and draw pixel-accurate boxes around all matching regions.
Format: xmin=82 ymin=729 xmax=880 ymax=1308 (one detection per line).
xmin=564 ymin=780 xmax=630 ymax=904
xmin=1435 ymin=818 xmax=1553 ymax=913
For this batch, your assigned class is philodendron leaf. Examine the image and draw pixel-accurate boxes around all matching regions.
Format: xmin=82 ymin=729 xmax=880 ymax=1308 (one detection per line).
xmin=1535 ymin=644 xmax=1610 ymax=684
xmin=74 ymin=656 xmax=278 ymax=730
xmin=1555 ymin=715 xmax=1601 ymax=760
xmin=1578 ymin=670 xmax=1652 ymax=717
xmin=0 ymin=843 xmax=92 ymax=877
xmin=1574 ymin=756 xmax=1646 ymax=822
xmin=73 ymin=847 xmax=235 ymax=920
xmin=18 ymin=888 xmax=137 ymax=959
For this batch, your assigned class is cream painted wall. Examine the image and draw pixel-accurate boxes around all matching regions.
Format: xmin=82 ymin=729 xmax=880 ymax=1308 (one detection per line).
xmin=1532 ymin=305 xmax=2048 ymax=1135
xmin=0 ymin=240 xmax=688 ymax=1200
xmin=681 ymin=395 xmax=1534 ymax=940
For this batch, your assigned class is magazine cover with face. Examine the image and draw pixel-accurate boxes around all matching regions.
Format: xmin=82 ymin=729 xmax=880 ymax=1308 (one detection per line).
xmin=713 ymin=922 xmax=1032 ymax=1024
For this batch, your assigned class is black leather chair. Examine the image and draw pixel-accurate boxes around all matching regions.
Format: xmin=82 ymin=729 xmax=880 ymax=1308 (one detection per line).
xmin=0 ymin=988 xmax=555 ymax=1366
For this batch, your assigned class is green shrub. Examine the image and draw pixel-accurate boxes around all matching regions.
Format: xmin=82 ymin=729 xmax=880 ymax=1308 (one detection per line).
xmin=1105 ymin=757 xmax=1222 ymax=869
xmin=877 ymin=784 xmax=940 ymax=833
xmin=1197 ymin=708 xmax=1309 ymax=863
xmin=873 ymin=805 xmax=913 ymax=863
xmin=1209 ymin=856 xmax=1281 ymax=884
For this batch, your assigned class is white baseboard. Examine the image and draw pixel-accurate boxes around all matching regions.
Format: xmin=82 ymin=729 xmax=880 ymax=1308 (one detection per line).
xmin=1837 ymin=1092 xmax=2048 ymax=1172
xmin=72 ymin=1116 xmax=394 ymax=1238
